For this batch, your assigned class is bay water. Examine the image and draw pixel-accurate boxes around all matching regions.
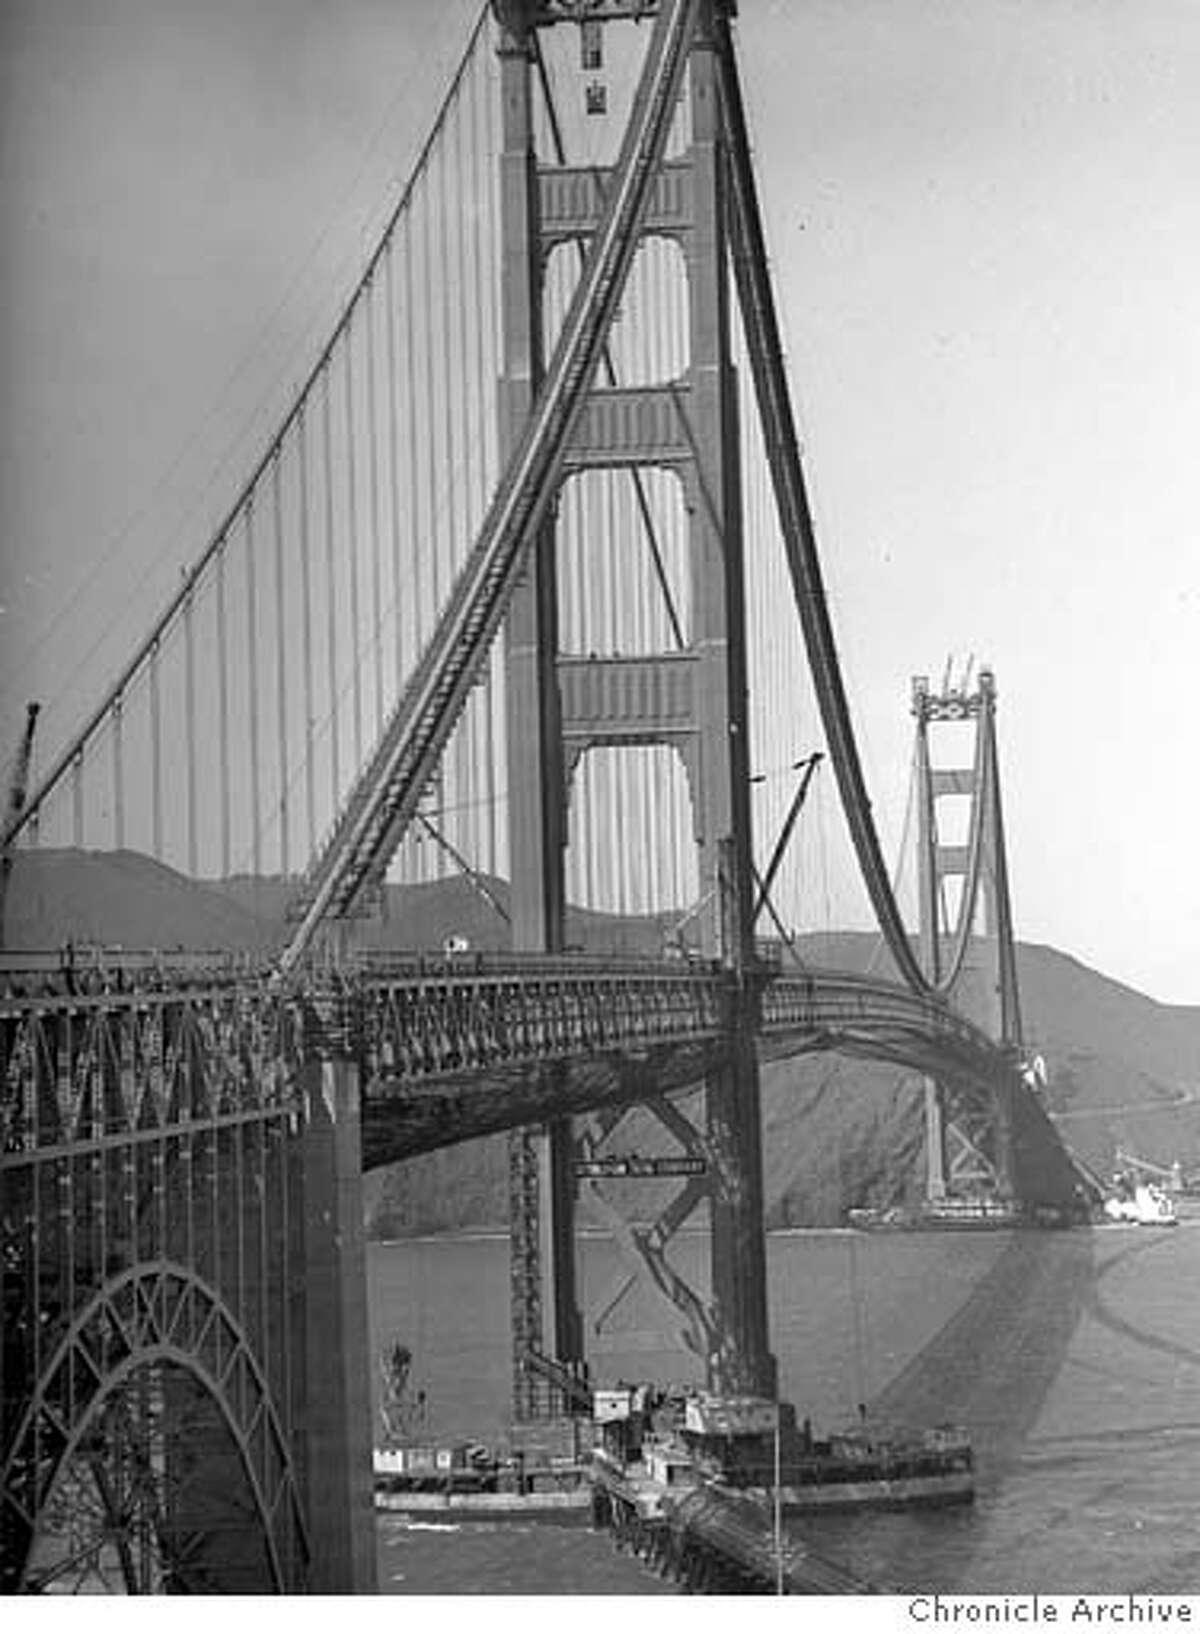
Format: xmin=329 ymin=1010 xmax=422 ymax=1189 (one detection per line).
xmin=370 ymin=1218 xmax=1200 ymax=1594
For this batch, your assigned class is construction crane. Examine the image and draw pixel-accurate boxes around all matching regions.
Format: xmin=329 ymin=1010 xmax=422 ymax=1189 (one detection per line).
xmin=1113 ymin=1146 xmax=1183 ymax=1194
xmin=752 ymin=751 xmax=824 ymax=930
xmin=0 ymin=702 xmax=40 ymax=951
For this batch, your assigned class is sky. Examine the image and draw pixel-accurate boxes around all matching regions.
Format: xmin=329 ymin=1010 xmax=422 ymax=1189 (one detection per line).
xmin=1 ymin=0 xmax=1199 ymax=1005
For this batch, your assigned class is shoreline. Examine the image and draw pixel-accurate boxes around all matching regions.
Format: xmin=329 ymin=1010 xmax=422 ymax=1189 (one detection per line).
xmin=369 ymin=1223 xmax=882 ymax=1247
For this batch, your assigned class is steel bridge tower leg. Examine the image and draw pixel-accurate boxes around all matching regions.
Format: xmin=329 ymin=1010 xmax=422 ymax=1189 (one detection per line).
xmin=497 ymin=11 xmax=581 ymax=1422
xmin=687 ymin=18 xmax=773 ymax=1396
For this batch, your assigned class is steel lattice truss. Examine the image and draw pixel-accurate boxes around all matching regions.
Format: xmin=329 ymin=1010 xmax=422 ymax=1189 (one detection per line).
xmin=353 ymin=955 xmax=1020 ymax=1153
xmin=0 ymin=955 xmax=1071 ymax=1167
xmin=1 ymin=977 xmax=312 ymax=1593
xmin=355 ymin=957 xmax=1088 ymax=1215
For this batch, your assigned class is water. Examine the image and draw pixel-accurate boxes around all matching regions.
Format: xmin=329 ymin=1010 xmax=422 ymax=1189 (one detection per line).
xmin=369 ymin=1218 xmax=1200 ymax=1594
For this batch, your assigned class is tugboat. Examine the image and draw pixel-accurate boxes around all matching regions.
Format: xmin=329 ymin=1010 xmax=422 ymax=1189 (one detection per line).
xmin=684 ymin=1396 xmax=973 ymax=1512
xmin=591 ymin=1385 xmax=974 ymax=1514
xmin=1102 ymin=1181 xmax=1178 ymax=1227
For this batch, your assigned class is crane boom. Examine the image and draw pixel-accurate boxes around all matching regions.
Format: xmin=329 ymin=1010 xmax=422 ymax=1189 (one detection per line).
xmin=1114 ymin=1147 xmax=1182 ymax=1189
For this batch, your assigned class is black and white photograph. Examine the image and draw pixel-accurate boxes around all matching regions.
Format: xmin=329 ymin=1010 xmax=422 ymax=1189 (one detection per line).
xmin=1 ymin=0 xmax=1197 ymax=1609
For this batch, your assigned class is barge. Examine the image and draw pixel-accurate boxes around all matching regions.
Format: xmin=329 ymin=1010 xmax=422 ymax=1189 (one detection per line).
xmin=847 ymin=1197 xmax=1022 ymax=1232
xmin=371 ymin=1347 xmax=972 ymax=1531
xmin=373 ymin=1443 xmax=591 ymax=1521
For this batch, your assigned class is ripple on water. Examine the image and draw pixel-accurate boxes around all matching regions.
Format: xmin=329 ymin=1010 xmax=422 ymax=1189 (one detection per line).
xmin=377 ymin=1517 xmax=677 ymax=1595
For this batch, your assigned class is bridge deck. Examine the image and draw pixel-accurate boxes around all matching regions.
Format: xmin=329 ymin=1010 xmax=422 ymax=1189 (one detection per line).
xmin=1 ymin=951 xmax=1084 ymax=1205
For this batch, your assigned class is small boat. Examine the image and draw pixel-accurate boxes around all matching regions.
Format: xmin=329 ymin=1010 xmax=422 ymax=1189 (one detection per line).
xmin=1102 ymin=1182 xmax=1178 ymax=1226
xmin=681 ymin=1394 xmax=972 ymax=1513
xmin=592 ymin=1387 xmax=974 ymax=1515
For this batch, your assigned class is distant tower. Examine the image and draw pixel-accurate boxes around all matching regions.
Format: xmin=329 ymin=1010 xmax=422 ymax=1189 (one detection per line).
xmin=912 ymin=667 xmax=1022 ymax=1200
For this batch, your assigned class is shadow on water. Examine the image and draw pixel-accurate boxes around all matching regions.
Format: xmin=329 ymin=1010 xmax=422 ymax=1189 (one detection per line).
xmin=372 ymin=1226 xmax=1197 ymax=1591
xmin=1082 ymin=1229 xmax=1200 ymax=1371
xmin=871 ymin=1229 xmax=1096 ymax=1469
xmin=793 ymin=1227 xmax=1098 ymax=1592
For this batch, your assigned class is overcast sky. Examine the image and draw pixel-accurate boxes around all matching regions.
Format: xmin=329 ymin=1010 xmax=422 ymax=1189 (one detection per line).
xmin=2 ymin=0 xmax=1198 ymax=1005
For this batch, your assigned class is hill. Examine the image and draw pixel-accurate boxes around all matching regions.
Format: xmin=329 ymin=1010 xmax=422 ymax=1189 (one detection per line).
xmin=7 ymin=847 xmax=1200 ymax=1227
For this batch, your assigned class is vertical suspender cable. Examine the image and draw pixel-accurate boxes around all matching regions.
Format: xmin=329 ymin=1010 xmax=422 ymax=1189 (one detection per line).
xmin=273 ymin=451 xmax=290 ymax=879
xmin=402 ymin=221 xmax=421 ymax=883
xmin=150 ymin=639 xmax=162 ymax=860
xmin=400 ymin=223 xmax=420 ymax=882
xmin=245 ymin=500 xmax=262 ymax=880
xmin=454 ymin=68 xmax=471 ymax=557
xmin=184 ymin=587 xmax=197 ymax=874
xmin=482 ymin=41 xmax=503 ymax=878
xmin=322 ymin=365 xmax=340 ymax=808
xmin=404 ymin=227 xmax=422 ymax=679
xmin=72 ymin=752 xmax=83 ymax=849
xmin=112 ymin=695 xmax=125 ymax=849
xmin=570 ymin=472 xmax=590 ymax=906
xmin=984 ymin=706 xmax=1023 ymax=1044
xmin=424 ymin=163 xmax=444 ymax=865
xmin=604 ymin=476 xmax=622 ymax=910
xmin=424 ymin=168 xmax=441 ymax=639
xmin=442 ymin=100 xmax=464 ymax=857
xmin=453 ymin=60 xmax=478 ymax=862
xmin=344 ymin=331 xmax=363 ymax=777
xmin=366 ymin=273 xmax=384 ymax=740
xmin=298 ymin=407 xmax=316 ymax=860
xmin=440 ymin=105 xmax=457 ymax=596
xmin=648 ymin=255 xmax=664 ymax=905
xmin=217 ymin=545 xmax=230 ymax=876
xmin=468 ymin=42 xmax=495 ymax=874
xmin=385 ymin=238 xmax=403 ymax=695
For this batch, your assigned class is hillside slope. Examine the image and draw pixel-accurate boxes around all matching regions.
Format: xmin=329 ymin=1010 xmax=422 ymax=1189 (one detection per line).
xmin=8 ymin=848 xmax=1199 ymax=1226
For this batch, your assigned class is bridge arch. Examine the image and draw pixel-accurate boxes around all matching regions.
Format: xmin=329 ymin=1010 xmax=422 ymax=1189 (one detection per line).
xmin=5 ymin=1261 xmax=307 ymax=1595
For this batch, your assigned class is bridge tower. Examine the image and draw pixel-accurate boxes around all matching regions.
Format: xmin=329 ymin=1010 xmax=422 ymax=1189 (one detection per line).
xmin=496 ymin=0 xmax=774 ymax=1413
xmin=912 ymin=667 xmax=1023 ymax=1202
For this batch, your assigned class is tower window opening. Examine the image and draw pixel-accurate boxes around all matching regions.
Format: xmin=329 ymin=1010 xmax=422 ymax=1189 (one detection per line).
xmin=586 ymin=81 xmax=607 ymax=116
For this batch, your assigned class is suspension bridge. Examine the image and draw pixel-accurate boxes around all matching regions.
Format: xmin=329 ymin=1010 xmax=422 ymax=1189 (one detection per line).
xmin=1 ymin=0 xmax=1095 ymax=1594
